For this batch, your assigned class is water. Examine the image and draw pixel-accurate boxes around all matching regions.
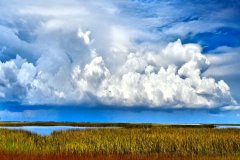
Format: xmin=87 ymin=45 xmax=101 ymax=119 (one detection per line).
xmin=216 ymin=125 xmax=240 ymax=129
xmin=0 ymin=126 xmax=102 ymax=136
xmin=1 ymin=125 xmax=239 ymax=136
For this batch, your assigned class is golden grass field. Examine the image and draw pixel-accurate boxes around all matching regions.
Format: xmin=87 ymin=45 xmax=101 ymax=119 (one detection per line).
xmin=0 ymin=125 xmax=240 ymax=159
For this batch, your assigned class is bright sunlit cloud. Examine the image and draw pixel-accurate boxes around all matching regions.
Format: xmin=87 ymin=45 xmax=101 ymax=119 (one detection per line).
xmin=0 ymin=0 xmax=239 ymax=110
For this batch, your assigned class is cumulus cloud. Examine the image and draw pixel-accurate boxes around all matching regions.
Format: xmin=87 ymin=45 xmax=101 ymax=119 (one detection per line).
xmin=0 ymin=0 xmax=238 ymax=109
xmin=96 ymin=40 xmax=235 ymax=108
xmin=0 ymin=55 xmax=36 ymax=101
xmin=0 ymin=38 xmax=236 ymax=108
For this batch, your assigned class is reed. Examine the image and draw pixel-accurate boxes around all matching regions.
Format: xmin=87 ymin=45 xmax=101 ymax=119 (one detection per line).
xmin=0 ymin=127 xmax=240 ymax=157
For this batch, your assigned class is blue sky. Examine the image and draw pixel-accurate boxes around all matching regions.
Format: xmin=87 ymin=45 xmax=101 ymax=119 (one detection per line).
xmin=0 ymin=0 xmax=239 ymax=123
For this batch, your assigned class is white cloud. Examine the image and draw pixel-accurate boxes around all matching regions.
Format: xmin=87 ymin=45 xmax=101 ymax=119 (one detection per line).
xmin=222 ymin=105 xmax=240 ymax=111
xmin=0 ymin=0 xmax=238 ymax=109
xmin=17 ymin=62 xmax=36 ymax=86
xmin=204 ymin=47 xmax=240 ymax=76
xmin=0 ymin=55 xmax=36 ymax=102
xmin=0 ymin=38 xmax=236 ymax=109
xmin=77 ymin=30 xmax=93 ymax=45
xmin=95 ymin=40 xmax=235 ymax=108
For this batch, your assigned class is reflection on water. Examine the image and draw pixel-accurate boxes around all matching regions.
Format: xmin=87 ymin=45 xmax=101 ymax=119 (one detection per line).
xmin=0 ymin=126 xmax=100 ymax=136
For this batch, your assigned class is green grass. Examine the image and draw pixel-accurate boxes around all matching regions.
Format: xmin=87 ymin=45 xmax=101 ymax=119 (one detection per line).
xmin=0 ymin=127 xmax=240 ymax=157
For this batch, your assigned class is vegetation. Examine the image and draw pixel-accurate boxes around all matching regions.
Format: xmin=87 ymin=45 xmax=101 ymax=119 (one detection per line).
xmin=0 ymin=126 xmax=240 ymax=159
xmin=0 ymin=121 xmax=216 ymax=128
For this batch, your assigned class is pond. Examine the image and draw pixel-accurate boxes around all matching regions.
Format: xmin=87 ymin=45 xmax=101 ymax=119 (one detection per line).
xmin=0 ymin=126 xmax=104 ymax=136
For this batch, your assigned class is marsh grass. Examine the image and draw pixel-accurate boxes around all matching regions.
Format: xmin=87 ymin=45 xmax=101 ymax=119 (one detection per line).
xmin=0 ymin=127 xmax=240 ymax=158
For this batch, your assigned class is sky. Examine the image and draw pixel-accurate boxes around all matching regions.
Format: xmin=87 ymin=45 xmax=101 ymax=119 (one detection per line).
xmin=0 ymin=0 xmax=240 ymax=123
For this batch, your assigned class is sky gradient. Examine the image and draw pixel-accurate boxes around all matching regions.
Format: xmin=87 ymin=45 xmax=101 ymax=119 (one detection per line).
xmin=0 ymin=0 xmax=239 ymax=122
